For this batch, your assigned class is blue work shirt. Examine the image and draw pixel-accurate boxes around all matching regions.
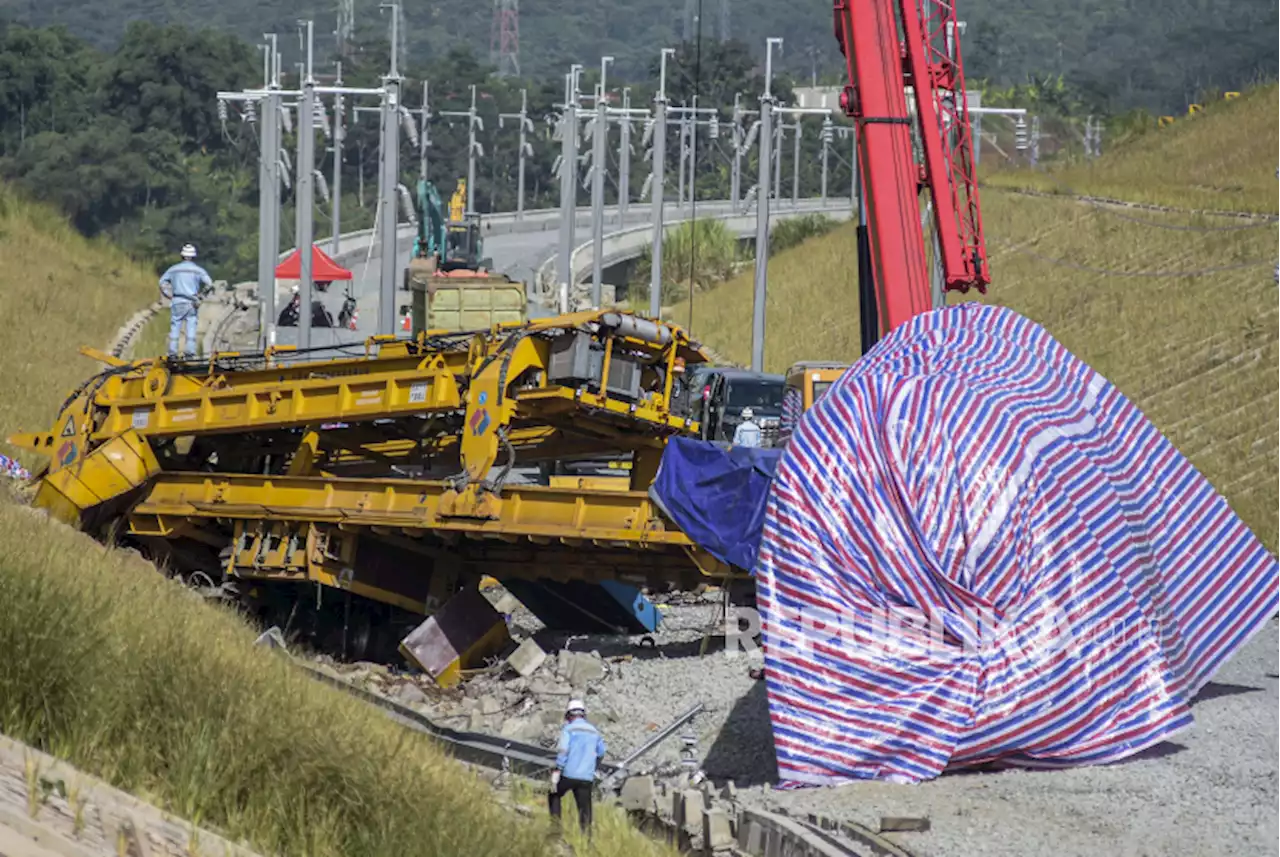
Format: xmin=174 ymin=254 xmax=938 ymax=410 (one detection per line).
xmin=556 ymin=718 xmax=606 ymax=781
xmin=159 ymin=261 xmax=213 ymax=302
xmin=733 ymin=419 xmax=762 ymax=448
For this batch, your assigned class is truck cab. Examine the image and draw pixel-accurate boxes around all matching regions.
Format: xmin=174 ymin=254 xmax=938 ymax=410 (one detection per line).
xmin=697 ymin=369 xmax=786 ymax=447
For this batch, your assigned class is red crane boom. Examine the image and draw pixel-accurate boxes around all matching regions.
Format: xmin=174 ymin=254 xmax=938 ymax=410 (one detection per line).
xmin=833 ymin=0 xmax=989 ymax=339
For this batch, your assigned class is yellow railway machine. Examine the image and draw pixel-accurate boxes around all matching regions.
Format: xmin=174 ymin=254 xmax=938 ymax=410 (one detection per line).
xmin=11 ymin=311 xmax=730 ymax=657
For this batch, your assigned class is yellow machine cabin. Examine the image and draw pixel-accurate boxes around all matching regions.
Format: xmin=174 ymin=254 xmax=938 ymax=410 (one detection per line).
xmin=785 ymin=361 xmax=847 ymax=411
xmin=780 ymin=361 xmax=848 ymax=443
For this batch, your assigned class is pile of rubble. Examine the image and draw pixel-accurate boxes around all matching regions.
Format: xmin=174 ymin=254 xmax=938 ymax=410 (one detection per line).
xmin=314 ymin=585 xmax=773 ymax=782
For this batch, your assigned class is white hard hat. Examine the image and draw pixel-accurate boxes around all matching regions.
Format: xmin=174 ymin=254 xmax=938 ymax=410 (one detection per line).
xmin=291 ymin=284 xmax=300 ymax=294
xmin=180 ymin=243 xmax=198 ymax=259
xmin=566 ymin=699 xmax=586 ymax=715
xmin=741 ymin=407 xmax=754 ymax=420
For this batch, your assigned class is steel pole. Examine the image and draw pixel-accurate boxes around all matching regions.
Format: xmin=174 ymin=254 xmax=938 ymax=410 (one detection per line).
xmin=772 ymin=121 xmax=782 ymax=203
xmin=556 ymin=97 xmax=576 ymax=306
xmin=466 ymin=84 xmax=477 ymax=212
xmin=331 ymin=64 xmax=344 ymax=257
xmin=420 ymin=80 xmax=430 ymax=182
xmin=517 ymin=88 xmax=527 ymax=220
xmin=590 ymin=86 xmax=607 ymax=308
xmin=849 ymin=126 xmax=856 ymax=208
xmin=688 ymin=95 xmax=700 ymax=213
xmin=791 ymin=119 xmax=800 ymax=205
xmin=648 ymin=98 xmax=668 ymax=319
xmin=676 ymin=110 xmax=687 ymax=210
xmin=295 ymin=22 xmax=316 ymax=350
xmin=257 ymin=80 xmax=280 ymax=348
xmin=618 ymin=88 xmax=631 ymax=222
xmin=648 ymin=50 xmax=672 ymax=320
xmin=752 ymin=37 xmax=782 ymax=372
xmin=377 ymin=76 xmax=401 ymax=335
xmin=730 ymin=94 xmax=741 ymax=210
xmin=820 ymin=115 xmax=830 ymax=205
xmin=751 ymin=97 xmax=773 ymax=372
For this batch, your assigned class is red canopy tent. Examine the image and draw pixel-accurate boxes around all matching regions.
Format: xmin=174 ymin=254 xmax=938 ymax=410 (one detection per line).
xmin=274 ymin=244 xmax=353 ymax=281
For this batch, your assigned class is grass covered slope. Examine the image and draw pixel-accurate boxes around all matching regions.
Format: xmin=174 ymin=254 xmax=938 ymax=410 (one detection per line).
xmin=984 ymin=85 xmax=1279 ymax=213
xmin=0 ymin=184 xmax=157 ymax=459
xmin=676 ymin=89 xmax=1277 ymax=549
xmin=0 ymin=185 xmax=674 ymax=857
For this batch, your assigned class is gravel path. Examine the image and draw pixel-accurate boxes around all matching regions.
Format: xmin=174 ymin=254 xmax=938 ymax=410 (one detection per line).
xmin=348 ymin=593 xmax=1276 ymax=857
xmin=734 ymin=617 xmax=1279 ymax=857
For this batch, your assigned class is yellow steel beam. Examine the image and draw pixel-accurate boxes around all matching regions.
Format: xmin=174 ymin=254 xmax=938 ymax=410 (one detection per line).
xmin=93 ymin=354 xmax=463 ymax=439
xmin=129 ymin=471 xmax=695 ymax=546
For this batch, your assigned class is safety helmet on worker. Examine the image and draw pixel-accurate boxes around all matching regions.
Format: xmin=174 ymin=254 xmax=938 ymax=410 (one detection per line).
xmin=566 ymin=699 xmax=586 ymax=717
xmin=180 ymin=243 xmax=198 ymax=260
xmin=741 ymin=407 xmax=755 ymax=421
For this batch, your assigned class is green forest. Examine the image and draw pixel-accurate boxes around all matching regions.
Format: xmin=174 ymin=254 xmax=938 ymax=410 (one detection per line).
xmin=2 ymin=0 xmax=1273 ymax=112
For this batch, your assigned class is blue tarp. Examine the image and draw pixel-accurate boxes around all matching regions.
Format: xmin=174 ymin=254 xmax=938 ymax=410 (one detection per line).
xmin=649 ymin=436 xmax=781 ymax=571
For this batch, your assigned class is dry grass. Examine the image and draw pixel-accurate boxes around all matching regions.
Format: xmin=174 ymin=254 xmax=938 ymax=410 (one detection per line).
xmin=0 ymin=184 xmax=676 ymax=857
xmin=0 ymin=184 xmax=157 ymax=462
xmin=984 ymin=85 xmax=1278 ymax=213
xmin=678 ymin=224 xmax=864 ymax=371
xmin=675 ymin=88 xmax=1277 ymax=550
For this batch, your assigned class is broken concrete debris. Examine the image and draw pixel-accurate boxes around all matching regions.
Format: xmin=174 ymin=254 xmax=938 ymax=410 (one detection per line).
xmin=557 ymin=649 xmax=607 ymax=688
xmin=506 ymin=637 xmax=547 ymax=677
xmin=619 ymin=775 xmax=658 ymax=813
xmin=399 ymin=588 xmax=511 ymax=688
xmin=392 ymin=681 xmax=430 ymax=708
xmin=499 ymin=712 xmax=547 ymax=742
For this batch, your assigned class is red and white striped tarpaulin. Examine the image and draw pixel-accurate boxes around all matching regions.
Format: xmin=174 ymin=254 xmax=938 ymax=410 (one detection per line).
xmin=757 ymin=304 xmax=1278 ymax=785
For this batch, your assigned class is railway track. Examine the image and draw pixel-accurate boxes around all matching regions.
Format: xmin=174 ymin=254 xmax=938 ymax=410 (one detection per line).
xmin=283 ymin=648 xmax=920 ymax=857
xmin=288 ymin=657 xmax=605 ymax=778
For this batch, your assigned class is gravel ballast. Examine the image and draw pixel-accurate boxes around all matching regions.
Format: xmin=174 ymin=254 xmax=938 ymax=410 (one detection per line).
xmin=340 ymin=592 xmax=1277 ymax=857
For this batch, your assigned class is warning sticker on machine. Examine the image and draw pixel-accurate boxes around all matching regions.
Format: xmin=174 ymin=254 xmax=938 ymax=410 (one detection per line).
xmin=131 ymin=411 xmax=149 ymax=430
xmin=409 ymin=382 xmax=428 ymax=404
xmin=60 ymin=417 xmax=76 ymax=437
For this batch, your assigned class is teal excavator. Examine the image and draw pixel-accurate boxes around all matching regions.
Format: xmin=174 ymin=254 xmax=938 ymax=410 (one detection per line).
xmin=411 ymin=178 xmax=491 ymax=272
xmin=404 ymin=178 xmax=523 ymax=332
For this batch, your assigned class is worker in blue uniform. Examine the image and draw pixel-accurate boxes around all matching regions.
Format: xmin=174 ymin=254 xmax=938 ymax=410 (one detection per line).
xmin=733 ymin=406 xmax=763 ymax=448
xmin=158 ymin=243 xmax=213 ymax=359
xmin=548 ymin=698 xmax=606 ymax=833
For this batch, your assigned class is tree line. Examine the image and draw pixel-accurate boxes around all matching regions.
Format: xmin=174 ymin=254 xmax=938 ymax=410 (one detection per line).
xmin=8 ymin=0 xmax=1274 ymax=113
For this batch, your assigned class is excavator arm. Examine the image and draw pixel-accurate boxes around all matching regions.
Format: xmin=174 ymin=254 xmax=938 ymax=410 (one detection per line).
xmin=414 ymin=178 xmax=446 ymax=259
xmin=833 ymin=0 xmax=989 ymax=342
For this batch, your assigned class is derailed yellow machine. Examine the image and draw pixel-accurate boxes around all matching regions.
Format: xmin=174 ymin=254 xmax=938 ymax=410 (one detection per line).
xmin=10 ymin=311 xmax=726 ymax=659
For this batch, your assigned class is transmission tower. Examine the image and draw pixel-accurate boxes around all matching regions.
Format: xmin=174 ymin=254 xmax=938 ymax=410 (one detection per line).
xmin=718 ymin=0 xmax=730 ymax=41
xmin=490 ymin=0 xmax=520 ymax=77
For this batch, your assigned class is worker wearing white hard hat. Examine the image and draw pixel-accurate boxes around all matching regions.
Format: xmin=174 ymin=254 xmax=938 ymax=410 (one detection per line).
xmin=733 ymin=406 xmax=762 ymax=448
xmin=549 ymin=697 xmax=606 ymax=833
xmin=158 ymin=243 xmax=213 ymax=359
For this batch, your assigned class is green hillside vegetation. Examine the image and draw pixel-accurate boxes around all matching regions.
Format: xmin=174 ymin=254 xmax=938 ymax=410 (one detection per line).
xmin=0 ymin=183 xmax=673 ymax=857
xmin=675 ymin=88 xmax=1278 ymax=549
